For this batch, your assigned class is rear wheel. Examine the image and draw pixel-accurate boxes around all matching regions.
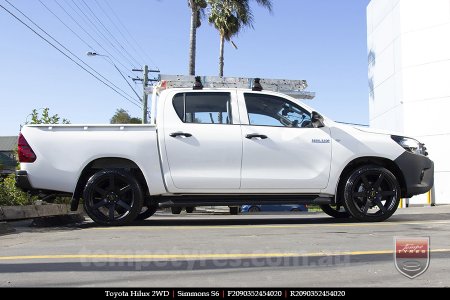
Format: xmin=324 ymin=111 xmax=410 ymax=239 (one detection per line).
xmin=83 ymin=169 xmax=143 ymax=226
xmin=320 ymin=204 xmax=350 ymax=218
xmin=342 ymin=165 xmax=400 ymax=222
xmin=185 ymin=207 xmax=195 ymax=213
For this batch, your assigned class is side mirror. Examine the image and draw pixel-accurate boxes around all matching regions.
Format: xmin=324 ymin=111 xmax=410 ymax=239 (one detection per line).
xmin=311 ymin=111 xmax=325 ymax=128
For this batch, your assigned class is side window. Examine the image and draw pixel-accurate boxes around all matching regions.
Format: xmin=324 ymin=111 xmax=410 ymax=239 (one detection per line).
xmin=173 ymin=92 xmax=232 ymax=124
xmin=244 ymin=93 xmax=312 ymax=128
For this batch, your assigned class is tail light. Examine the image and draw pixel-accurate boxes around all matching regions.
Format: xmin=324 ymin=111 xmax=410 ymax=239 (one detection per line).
xmin=18 ymin=133 xmax=36 ymax=163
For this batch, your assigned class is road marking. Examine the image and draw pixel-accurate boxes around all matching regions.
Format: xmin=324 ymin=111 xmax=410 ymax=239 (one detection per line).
xmin=89 ymin=220 xmax=450 ymax=231
xmin=1 ymin=249 xmax=450 ymax=261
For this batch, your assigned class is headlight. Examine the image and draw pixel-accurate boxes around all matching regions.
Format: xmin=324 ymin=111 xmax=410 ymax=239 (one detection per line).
xmin=391 ymin=135 xmax=428 ymax=156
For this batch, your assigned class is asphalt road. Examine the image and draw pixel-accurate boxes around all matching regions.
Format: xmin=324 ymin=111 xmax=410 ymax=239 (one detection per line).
xmin=1 ymin=206 xmax=450 ymax=287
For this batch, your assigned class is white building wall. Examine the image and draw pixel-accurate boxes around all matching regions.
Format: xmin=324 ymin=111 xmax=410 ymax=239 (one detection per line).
xmin=367 ymin=0 xmax=450 ymax=204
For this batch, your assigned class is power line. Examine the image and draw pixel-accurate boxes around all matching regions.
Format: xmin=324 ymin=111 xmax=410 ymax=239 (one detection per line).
xmin=94 ymin=0 xmax=147 ymax=66
xmin=5 ymin=0 xmax=140 ymax=106
xmin=80 ymin=0 xmax=142 ymax=68
xmin=38 ymin=0 xmax=141 ymax=104
xmin=70 ymin=0 xmax=138 ymax=69
xmin=59 ymin=0 xmax=134 ymax=75
xmin=102 ymin=0 xmax=159 ymax=70
xmin=38 ymin=0 xmax=96 ymax=51
xmin=0 ymin=2 xmax=142 ymax=108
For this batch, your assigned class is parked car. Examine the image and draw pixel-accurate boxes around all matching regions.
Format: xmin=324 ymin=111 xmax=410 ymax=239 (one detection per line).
xmin=241 ymin=204 xmax=308 ymax=213
xmin=15 ymin=75 xmax=434 ymax=226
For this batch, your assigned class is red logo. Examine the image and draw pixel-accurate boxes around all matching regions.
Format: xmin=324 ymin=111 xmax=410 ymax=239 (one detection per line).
xmin=394 ymin=237 xmax=430 ymax=279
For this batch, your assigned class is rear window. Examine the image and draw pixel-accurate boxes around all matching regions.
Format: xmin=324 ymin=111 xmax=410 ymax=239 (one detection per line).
xmin=173 ymin=92 xmax=232 ymax=124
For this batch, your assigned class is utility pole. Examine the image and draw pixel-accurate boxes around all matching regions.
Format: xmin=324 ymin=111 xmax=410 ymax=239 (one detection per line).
xmin=142 ymin=65 xmax=149 ymax=124
xmin=132 ymin=65 xmax=159 ymax=124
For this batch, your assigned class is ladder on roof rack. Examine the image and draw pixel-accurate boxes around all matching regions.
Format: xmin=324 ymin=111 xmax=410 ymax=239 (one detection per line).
xmin=147 ymin=74 xmax=315 ymax=100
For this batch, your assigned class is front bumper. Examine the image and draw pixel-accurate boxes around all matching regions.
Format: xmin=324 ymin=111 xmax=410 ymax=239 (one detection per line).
xmin=394 ymin=151 xmax=434 ymax=197
xmin=15 ymin=170 xmax=34 ymax=192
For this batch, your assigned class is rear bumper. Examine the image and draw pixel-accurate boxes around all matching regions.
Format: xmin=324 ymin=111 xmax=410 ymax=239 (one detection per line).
xmin=394 ymin=152 xmax=434 ymax=197
xmin=15 ymin=170 xmax=34 ymax=192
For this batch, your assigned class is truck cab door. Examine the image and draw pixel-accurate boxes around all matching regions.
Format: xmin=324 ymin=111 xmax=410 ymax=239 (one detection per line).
xmin=161 ymin=90 xmax=242 ymax=192
xmin=239 ymin=92 xmax=332 ymax=191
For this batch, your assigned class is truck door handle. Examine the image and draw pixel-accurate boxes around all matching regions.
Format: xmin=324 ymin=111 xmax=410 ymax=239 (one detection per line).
xmin=170 ymin=132 xmax=192 ymax=138
xmin=245 ymin=134 xmax=268 ymax=139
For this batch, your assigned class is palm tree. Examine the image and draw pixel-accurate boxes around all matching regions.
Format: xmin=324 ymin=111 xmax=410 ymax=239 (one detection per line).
xmin=188 ymin=0 xmax=207 ymax=75
xmin=207 ymin=0 xmax=272 ymax=77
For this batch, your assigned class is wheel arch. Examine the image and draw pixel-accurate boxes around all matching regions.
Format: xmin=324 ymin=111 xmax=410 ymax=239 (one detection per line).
xmin=70 ymin=157 xmax=149 ymax=211
xmin=336 ymin=156 xmax=407 ymax=201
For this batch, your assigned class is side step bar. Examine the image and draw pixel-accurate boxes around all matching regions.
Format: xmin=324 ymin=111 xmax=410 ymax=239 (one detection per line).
xmin=155 ymin=195 xmax=332 ymax=208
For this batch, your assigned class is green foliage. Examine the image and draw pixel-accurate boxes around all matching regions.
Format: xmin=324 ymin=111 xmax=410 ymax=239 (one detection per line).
xmin=0 ymin=175 xmax=36 ymax=206
xmin=27 ymin=108 xmax=70 ymax=125
xmin=208 ymin=0 xmax=272 ymax=39
xmin=110 ymin=109 xmax=142 ymax=124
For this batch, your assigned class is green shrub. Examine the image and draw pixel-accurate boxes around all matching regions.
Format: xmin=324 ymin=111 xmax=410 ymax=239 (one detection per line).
xmin=0 ymin=175 xmax=36 ymax=206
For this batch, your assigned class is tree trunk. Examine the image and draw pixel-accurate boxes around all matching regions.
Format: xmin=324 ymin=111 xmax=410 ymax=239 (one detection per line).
xmin=219 ymin=34 xmax=225 ymax=77
xmin=189 ymin=6 xmax=198 ymax=76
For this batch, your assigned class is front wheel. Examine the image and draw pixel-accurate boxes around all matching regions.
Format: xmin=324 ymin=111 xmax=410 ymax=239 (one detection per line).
xmin=83 ymin=169 xmax=143 ymax=226
xmin=342 ymin=166 xmax=400 ymax=222
xmin=320 ymin=204 xmax=350 ymax=218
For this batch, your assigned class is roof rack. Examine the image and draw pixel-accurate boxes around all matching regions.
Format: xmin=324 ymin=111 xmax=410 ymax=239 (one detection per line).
xmin=147 ymin=74 xmax=315 ymax=100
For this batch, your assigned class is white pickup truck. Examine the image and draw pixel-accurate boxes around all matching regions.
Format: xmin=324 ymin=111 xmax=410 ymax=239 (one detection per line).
xmin=15 ymin=75 xmax=433 ymax=225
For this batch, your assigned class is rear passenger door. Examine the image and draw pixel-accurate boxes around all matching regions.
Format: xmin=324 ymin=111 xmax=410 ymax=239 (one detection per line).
xmin=162 ymin=90 xmax=242 ymax=192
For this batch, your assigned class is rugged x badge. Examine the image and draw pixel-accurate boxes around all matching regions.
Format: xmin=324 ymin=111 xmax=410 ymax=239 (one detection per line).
xmin=394 ymin=237 xmax=430 ymax=279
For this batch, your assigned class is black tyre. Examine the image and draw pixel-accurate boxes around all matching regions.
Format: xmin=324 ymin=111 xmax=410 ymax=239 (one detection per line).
xmin=135 ymin=205 xmax=158 ymax=221
xmin=248 ymin=206 xmax=261 ymax=213
xmin=320 ymin=204 xmax=350 ymax=218
xmin=342 ymin=165 xmax=400 ymax=222
xmin=83 ymin=169 xmax=143 ymax=226
xmin=171 ymin=207 xmax=182 ymax=214
xmin=185 ymin=206 xmax=195 ymax=213
xmin=229 ymin=206 xmax=239 ymax=215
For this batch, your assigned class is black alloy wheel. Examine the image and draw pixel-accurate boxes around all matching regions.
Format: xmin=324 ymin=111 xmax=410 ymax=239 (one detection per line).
xmin=343 ymin=166 xmax=400 ymax=222
xmin=83 ymin=169 xmax=143 ymax=226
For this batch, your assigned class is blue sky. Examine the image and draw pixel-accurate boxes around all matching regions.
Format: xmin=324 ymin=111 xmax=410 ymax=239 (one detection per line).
xmin=0 ymin=0 xmax=370 ymax=136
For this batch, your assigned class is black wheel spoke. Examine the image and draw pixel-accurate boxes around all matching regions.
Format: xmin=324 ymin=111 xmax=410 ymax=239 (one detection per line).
xmin=374 ymin=199 xmax=387 ymax=213
xmin=381 ymin=191 xmax=395 ymax=197
xmin=119 ymin=184 xmax=131 ymax=196
xmin=93 ymin=199 xmax=108 ymax=209
xmin=117 ymin=200 xmax=131 ymax=211
xmin=363 ymin=200 xmax=371 ymax=214
xmin=109 ymin=204 xmax=116 ymax=220
xmin=361 ymin=175 xmax=370 ymax=189
xmin=373 ymin=173 xmax=384 ymax=189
